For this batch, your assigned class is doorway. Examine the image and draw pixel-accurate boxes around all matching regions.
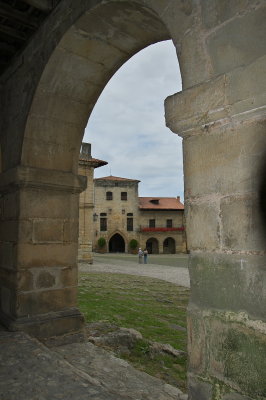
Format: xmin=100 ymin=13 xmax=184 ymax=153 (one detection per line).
xmin=109 ymin=233 xmax=125 ymax=253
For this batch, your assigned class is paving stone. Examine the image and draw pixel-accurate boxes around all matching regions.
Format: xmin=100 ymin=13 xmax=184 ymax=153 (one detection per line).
xmin=0 ymin=330 xmax=186 ymax=400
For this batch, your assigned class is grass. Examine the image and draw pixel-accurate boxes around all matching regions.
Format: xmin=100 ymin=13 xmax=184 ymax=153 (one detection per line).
xmin=78 ymin=272 xmax=190 ymax=391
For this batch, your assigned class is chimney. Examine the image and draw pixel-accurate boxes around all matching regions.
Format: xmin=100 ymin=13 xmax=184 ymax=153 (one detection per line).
xmin=80 ymin=142 xmax=92 ymax=160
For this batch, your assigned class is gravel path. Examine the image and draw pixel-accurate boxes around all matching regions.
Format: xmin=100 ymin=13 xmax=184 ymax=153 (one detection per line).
xmin=79 ymin=257 xmax=190 ymax=288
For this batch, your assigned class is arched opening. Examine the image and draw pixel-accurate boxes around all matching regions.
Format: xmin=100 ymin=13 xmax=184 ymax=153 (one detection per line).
xmin=146 ymin=237 xmax=159 ymax=254
xmin=109 ymin=233 xmax=125 ymax=253
xmin=163 ymin=237 xmax=176 ymax=254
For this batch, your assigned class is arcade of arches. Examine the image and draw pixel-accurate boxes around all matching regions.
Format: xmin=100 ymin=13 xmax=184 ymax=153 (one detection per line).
xmin=0 ymin=1 xmax=266 ymax=399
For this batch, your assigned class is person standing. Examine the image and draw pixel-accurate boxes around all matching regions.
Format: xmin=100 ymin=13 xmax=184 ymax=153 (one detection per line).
xmin=143 ymin=248 xmax=148 ymax=264
xmin=138 ymin=248 xmax=143 ymax=264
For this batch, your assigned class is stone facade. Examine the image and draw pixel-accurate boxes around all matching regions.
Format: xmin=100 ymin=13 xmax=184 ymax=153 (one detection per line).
xmin=0 ymin=1 xmax=265 ymax=398
xmin=78 ymin=143 xmax=107 ymax=263
xmin=92 ymin=176 xmax=186 ymax=254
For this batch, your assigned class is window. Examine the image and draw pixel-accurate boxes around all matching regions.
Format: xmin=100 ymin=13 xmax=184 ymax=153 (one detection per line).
xmin=149 ymin=219 xmax=155 ymax=228
xmin=127 ymin=217 xmax=133 ymax=231
xmin=100 ymin=217 xmax=107 ymax=231
xmin=106 ymin=191 xmax=113 ymax=200
xmin=127 ymin=213 xmax=133 ymax=216
xmin=121 ymin=192 xmax=127 ymax=201
xmin=100 ymin=212 xmax=107 ymax=216
xmin=166 ymin=219 xmax=173 ymax=228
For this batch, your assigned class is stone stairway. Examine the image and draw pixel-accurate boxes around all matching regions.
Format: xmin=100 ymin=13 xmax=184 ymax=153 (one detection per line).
xmin=0 ymin=330 xmax=187 ymax=400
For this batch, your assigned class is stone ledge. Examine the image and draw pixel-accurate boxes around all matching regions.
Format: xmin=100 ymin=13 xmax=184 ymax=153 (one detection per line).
xmin=165 ymin=56 xmax=266 ymax=137
xmin=0 ymin=307 xmax=85 ymax=340
xmin=0 ymin=165 xmax=87 ymax=194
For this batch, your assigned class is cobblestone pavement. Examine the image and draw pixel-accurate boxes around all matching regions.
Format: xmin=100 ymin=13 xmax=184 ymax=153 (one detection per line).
xmin=0 ymin=330 xmax=187 ymax=400
xmin=79 ymin=254 xmax=190 ymax=288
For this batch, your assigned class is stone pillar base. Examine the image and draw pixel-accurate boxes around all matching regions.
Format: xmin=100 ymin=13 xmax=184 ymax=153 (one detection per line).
xmin=0 ymin=308 xmax=85 ymax=341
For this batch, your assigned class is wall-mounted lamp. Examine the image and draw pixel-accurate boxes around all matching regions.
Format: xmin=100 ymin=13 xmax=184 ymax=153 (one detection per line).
xmin=93 ymin=213 xmax=98 ymax=221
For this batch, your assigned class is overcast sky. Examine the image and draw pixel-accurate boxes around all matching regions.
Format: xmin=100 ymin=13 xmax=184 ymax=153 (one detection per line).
xmin=84 ymin=40 xmax=184 ymax=200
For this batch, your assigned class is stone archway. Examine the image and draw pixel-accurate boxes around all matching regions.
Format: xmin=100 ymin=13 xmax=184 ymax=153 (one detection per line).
xmin=1 ymin=2 xmax=266 ymax=399
xmin=146 ymin=238 xmax=159 ymax=254
xmin=109 ymin=233 xmax=125 ymax=253
xmin=163 ymin=237 xmax=175 ymax=254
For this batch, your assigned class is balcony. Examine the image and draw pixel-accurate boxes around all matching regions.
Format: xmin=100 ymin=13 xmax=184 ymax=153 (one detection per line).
xmin=140 ymin=226 xmax=185 ymax=232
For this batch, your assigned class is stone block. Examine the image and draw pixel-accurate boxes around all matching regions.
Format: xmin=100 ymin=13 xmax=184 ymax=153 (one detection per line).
xmin=35 ymin=271 xmax=56 ymax=289
xmin=0 ymin=220 xmax=18 ymax=242
xmin=185 ymin=202 xmax=220 ymax=251
xmin=220 ymin=195 xmax=265 ymax=252
xmin=183 ymin=118 xmax=266 ymax=199
xmin=187 ymin=311 xmax=206 ymax=373
xmin=2 ymin=191 xmax=19 ymax=219
xmin=207 ymin=315 xmax=266 ymax=398
xmin=165 ymin=75 xmax=227 ymax=134
xmin=17 ymin=243 xmax=78 ymax=268
xmin=33 ymin=219 xmax=64 ymax=243
xmin=201 ymin=0 xmax=250 ymax=29
xmin=207 ymin=7 xmax=266 ymax=75
xmin=17 ymin=287 xmax=77 ymax=316
xmin=189 ymin=252 xmax=266 ymax=320
xmin=29 ymin=89 xmax=90 ymax=127
xmin=227 ymin=55 xmax=266 ymax=113
xmin=17 ymin=269 xmax=34 ymax=292
xmin=187 ymin=374 xmax=213 ymax=400
xmin=60 ymin=266 xmax=77 ymax=288
xmin=19 ymin=220 xmax=33 ymax=243
xmin=39 ymin=47 xmax=106 ymax=102
xmin=178 ymin=29 xmax=213 ymax=89
xmin=0 ymin=286 xmax=12 ymax=315
xmin=0 ymin=242 xmax=16 ymax=270
xmin=20 ymin=189 xmax=79 ymax=219
xmin=63 ymin=220 xmax=79 ymax=243
xmin=22 ymin=137 xmax=78 ymax=172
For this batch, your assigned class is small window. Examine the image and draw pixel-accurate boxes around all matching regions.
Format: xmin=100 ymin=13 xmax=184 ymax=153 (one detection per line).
xmin=127 ymin=213 xmax=133 ymax=216
xmin=166 ymin=219 xmax=172 ymax=228
xmin=121 ymin=192 xmax=127 ymax=201
xmin=100 ymin=217 xmax=107 ymax=231
xmin=106 ymin=191 xmax=113 ymax=200
xmin=149 ymin=219 xmax=155 ymax=228
xmin=100 ymin=212 xmax=107 ymax=216
xmin=127 ymin=217 xmax=133 ymax=231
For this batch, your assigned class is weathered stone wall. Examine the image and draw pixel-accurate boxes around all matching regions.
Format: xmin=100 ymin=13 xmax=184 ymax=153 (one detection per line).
xmin=0 ymin=0 xmax=265 ymax=398
xmin=78 ymin=163 xmax=94 ymax=263
xmin=93 ymin=179 xmax=140 ymax=251
xmin=139 ymin=210 xmax=186 ymax=253
xmin=165 ymin=2 xmax=266 ymax=397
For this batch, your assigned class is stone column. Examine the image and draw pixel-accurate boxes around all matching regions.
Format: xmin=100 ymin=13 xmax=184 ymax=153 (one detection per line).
xmin=165 ymin=65 xmax=266 ymax=398
xmin=0 ymin=166 xmax=86 ymax=340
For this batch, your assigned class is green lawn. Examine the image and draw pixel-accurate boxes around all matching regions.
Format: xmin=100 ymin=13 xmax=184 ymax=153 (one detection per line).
xmin=78 ymin=272 xmax=190 ymax=391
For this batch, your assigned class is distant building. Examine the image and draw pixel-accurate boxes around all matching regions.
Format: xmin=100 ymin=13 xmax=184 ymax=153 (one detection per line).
xmin=78 ymin=143 xmax=107 ymax=263
xmin=92 ymin=176 xmax=186 ymax=254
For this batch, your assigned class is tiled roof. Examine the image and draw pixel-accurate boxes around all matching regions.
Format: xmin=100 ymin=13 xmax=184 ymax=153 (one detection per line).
xmin=139 ymin=197 xmax=184 ymax=210
xmin=79 ymin=157 xmax=108 ymax=168
xmin=94 ymin=176 xmax=140 ymax=183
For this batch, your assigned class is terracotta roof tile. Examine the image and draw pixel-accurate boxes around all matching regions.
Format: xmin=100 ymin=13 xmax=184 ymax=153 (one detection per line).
xmin=139 ymin=197 xmax=184 ymax=210
xmin=79 ymin=157 xmax=108 ymax=168
xmin=94 ymin=175 xmax=140 ymax=183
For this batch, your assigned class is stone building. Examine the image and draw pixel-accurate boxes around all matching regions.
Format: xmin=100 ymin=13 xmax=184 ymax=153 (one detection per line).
xmin=92 ymin=176 xmax=186 ymax=254
xmin=78 ymin=143 xmax=107 ymax=263
xmin=0 ymin=2 xmax=265 ymax=399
